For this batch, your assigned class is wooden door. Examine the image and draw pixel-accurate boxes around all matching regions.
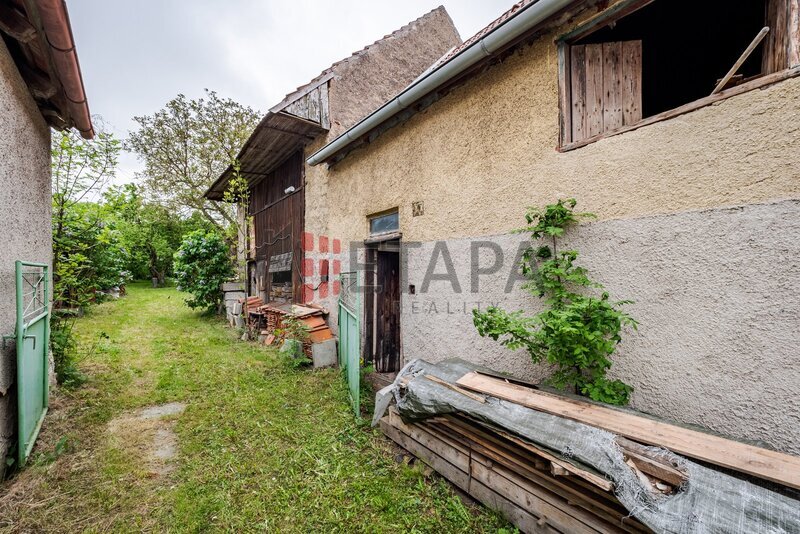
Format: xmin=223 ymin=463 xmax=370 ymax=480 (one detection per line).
xmin=375 ymin=250 xmax=400 ymax=373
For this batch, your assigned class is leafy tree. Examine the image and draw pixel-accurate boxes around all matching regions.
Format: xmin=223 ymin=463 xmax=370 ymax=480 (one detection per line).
xmin=51 ymin=127 xmax=122 ymax=309
xmin=104 ymin=184 xmax=213 ymax=285
xmin=127 ymin=90 xmax=260 ymax=229
xmin=50 ymin=126 xmax=122 ymax=386
xmin=173 ymin=230 xmax=234 ymax=312
xmin=473 ymin=199 xmax=637 ymax=405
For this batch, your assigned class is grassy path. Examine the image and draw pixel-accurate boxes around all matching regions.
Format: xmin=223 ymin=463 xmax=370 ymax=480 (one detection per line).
xmin=0 ymin=283 xmax=507 ymax=532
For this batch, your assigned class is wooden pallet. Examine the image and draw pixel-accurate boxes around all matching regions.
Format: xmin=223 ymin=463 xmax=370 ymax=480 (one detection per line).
xmin=381 ymin=408 xmax=652 ymax=534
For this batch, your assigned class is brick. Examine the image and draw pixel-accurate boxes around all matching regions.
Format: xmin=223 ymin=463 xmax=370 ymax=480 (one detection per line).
xmin=302 ymin=258 xmax=314 ymax=277
xmin=332 ymin=238 xmax=341 ymax=255
xmin=319 ymin=235 xmax=329 ymax=253
xmin=333 ymin=259 xmax=341 ymax=275
xmin=301 ymin=232 xmax=314 ymax=252
xmin=319 ymin=282 xmax=329 ymax=299
xmin=333 ymin=280 xmax=341 ymax=296
xmin=303 ymin=283 xmax=315 ymax=303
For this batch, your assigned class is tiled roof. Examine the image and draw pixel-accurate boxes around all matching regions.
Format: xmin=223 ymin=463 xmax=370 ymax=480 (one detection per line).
xmin=432 ymin=0 xmax=538 ymax=69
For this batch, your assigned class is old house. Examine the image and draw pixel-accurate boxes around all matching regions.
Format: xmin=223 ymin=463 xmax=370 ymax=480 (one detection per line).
xmin=205 ymin=7 xmax=461 ymax=308
xmin=0 ymin=0 xmax=92 ymax=474
xmin=306 ymin=0 xmax=800 ymax=455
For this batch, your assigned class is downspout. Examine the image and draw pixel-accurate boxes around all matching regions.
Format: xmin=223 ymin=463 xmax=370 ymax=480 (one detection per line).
xmin=306 ymin=0 xmax=574 ymax=166
xmin=34 ymin=0 xmax=94 ymax=139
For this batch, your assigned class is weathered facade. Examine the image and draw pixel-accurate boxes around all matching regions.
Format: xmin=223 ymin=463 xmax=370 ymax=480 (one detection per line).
xmin=307 ymin=0 xmax=800 ymax=454
xmin=0 ymin=0 xmax=93 ymax=475
xmin=206 ymin=6 xmax=461 ymax=309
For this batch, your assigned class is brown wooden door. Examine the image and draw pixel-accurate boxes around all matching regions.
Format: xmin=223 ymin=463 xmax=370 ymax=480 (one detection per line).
xmin=375 ymin=250 xmax=400 ymax=373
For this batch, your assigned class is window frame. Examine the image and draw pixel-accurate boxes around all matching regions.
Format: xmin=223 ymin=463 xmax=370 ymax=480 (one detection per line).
xmin=368 ymin=209 xmax=400 ymax=237
xmin=556 ymin=0 xmax=800 ymax=151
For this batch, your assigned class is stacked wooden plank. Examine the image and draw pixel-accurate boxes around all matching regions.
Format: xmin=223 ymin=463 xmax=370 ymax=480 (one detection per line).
xmin=381 ymin=407 xmax=652 ymax=534
xmin=380 ymin=370 xmax=800 ymax=533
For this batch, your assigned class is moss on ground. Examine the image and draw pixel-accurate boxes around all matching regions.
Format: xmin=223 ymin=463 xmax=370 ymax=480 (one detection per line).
xmin=0 ymin=282 xmax=509 ymax=533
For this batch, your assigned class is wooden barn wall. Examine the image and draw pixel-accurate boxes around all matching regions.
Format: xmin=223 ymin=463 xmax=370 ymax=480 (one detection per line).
xmin=248 ymin=150 xmax=305 ymax=303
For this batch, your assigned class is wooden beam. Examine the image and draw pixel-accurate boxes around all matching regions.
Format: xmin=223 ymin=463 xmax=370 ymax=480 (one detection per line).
xmin=0 ymin=4 xmax=37 ymax=43
xmin=423 ymin=374 xmax=486 ymax=403
xmin=617 ymin=437 xmax=687 ymax=487
xmin=456 ymin=371 xmax=800 ymax=490
xmin=712 ymin=27 xmax=770 ymax=95
xmin=790 ymin=0 xmax=800 ymax=67
xmin=557 ymin=0 xmax=656 ymax=44
xmin=442 ymin=414 xmax=615 ymax=492
xmin=19 ymin=63 xmax=56 ymax=99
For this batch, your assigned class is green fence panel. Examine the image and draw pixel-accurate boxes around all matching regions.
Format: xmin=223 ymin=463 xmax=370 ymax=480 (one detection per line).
xmin=338 ymin=272 xmax=360 ymax=416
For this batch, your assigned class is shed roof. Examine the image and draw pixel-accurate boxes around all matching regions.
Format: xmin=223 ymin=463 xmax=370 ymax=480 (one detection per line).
xmin=205 ymin=6 xmax=452 ymax=201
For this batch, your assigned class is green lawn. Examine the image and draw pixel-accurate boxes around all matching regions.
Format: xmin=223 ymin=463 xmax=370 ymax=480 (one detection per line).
xmin=0 ymin=283 xmax=508 ymax=532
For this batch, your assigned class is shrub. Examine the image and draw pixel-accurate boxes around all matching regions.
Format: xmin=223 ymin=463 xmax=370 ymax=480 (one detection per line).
xmin=173 ymin=230 xmax=233 ymax=312
xmin=50 ymin=316 xmax=86 ymax=388
xmin=472 ymin=199 xmax=637 ymax=405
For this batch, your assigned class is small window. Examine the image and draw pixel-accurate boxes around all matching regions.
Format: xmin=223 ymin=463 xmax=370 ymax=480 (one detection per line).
xmin=369 ymin=211 xmax=399 ymax=235
xmin=558 ymin=0 xmax=798 ymax=148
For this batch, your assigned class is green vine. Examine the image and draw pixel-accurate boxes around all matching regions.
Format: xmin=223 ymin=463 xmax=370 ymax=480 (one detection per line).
xmin=473 ymin=199 xmax=637 ymax=405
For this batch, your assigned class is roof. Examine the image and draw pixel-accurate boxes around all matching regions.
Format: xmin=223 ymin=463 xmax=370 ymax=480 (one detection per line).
xmin=433 ymin=0 xmax=537 ymax=69
xmin=205 ymin=6 xmax=453 ymax=200
xmin=0 ymin=0 xmax=93 ymax=138
xmin=204 ymin=111 xmax=327 ymax=201
xmin=307 ymin=0 xmax=575 ymax=166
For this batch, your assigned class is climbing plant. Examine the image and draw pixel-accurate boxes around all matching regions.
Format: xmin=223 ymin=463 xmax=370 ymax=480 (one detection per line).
xmin=473 ymin=199 xmax=637 ymax=405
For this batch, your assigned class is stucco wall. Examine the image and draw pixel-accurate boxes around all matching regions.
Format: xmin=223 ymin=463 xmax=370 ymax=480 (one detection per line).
xmin=0 ymin=37 xmax=52 ymax=474
xmin=322 ymin=37 xmax=800 ymax=244
xmin=307 ymin=9 xmax=800 ymax=453
xmin=403 ymin=200 xmax=800 ymax=454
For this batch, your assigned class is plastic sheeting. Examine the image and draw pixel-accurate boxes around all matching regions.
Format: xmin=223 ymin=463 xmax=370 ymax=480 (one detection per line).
xmin=374 ymin=359 xmax=800 ymax=534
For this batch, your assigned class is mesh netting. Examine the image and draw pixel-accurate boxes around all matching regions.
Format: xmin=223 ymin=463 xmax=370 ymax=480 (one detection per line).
xmin=374 ymin=359 xmax=800 ymax=534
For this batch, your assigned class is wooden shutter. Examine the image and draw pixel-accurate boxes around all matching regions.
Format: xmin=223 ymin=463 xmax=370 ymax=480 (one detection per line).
xmin=569 ymin=40 xmax=642 ymax=143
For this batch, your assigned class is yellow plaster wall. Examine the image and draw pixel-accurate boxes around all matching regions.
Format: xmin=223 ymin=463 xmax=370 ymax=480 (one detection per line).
xmin=307 ymin=24 xmax=800 ymax=245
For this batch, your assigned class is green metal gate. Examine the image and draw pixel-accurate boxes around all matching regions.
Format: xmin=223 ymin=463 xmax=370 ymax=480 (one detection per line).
xmin=3 ymin=261 xmax=50 ymax=467
xmin=338 ymin=271 xmax=360 ymax=416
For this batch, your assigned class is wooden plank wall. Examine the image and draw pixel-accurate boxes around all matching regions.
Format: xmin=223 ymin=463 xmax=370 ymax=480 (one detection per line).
xmin=569 ymin=40 xmax=642 ymax=143
xmin=248 ymin=151 xmax=305 ymax=303
xmin=282 ymin=82 xmax=330 ymax=129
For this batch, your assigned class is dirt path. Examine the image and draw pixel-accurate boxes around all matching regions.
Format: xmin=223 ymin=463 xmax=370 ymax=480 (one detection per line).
xmin=0 ymin=283 xmax=506 ymax=532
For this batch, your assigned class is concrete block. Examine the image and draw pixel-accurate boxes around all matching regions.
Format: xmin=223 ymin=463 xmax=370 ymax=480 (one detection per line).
xmin=222 ymin=282 xmax=245 ymax=292
xmin=312 ymin=339 xmax=337 ymax=369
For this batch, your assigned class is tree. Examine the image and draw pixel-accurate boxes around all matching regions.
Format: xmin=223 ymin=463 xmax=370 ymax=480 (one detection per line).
xmin=173 ymin=230 xmax=234 ymax=312
xmin=51 ymin=126 xmax=122 ymax=308
xmin=50 ymin=125 xmax=122 ymax=386
xmin=104 ymin=184 xmax=213 ymax=285
xmin=127 ymin=90 xmax=260 ymax=229
xmin=473 ymin=199 xmax=637 ymax=405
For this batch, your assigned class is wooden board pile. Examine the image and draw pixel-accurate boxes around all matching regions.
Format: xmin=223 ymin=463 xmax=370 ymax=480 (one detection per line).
xmin=379 ymin=370 xmax=800 ymax=533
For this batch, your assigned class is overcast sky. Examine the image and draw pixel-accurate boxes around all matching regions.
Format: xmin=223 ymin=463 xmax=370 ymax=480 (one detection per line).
xmin=67 ymin=1 xmax=511 ymax=184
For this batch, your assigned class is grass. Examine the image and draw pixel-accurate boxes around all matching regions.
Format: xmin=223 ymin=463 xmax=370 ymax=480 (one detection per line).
xmin=0 ymin=282 xmax=509 ymax=532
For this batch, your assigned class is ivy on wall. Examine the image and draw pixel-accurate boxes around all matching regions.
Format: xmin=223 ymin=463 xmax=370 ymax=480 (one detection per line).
xmin=473 ymin=199 xmax=637 ymax=405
